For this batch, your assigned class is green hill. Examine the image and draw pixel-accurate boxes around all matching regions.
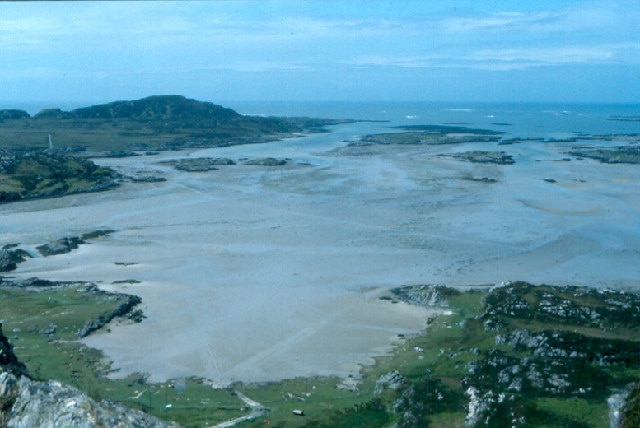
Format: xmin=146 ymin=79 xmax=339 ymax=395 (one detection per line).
xmin=68 ymin=95 xmax=239 ymax=122
xmin=0 ymin=95 xmax=344 ymax=152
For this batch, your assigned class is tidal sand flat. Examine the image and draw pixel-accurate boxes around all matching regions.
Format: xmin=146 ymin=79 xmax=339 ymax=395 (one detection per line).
xmin=3 ymin=118 xmax=640 ymax=385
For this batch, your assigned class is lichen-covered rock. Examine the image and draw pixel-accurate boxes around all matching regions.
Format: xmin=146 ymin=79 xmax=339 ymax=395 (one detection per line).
xmin=1 ymin=323 xmax=179 ymax=427
xmin=5 ymin=376 xmax=180 ymax=428
xmin=375 ymin=370 xmax=405 ymax=395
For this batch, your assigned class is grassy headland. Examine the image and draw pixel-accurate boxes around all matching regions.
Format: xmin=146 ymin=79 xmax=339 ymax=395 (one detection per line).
xmin=0 ymin=95 xmax=354 ymax=153
xmin=0 ymin=95 xmax=354 ymax=204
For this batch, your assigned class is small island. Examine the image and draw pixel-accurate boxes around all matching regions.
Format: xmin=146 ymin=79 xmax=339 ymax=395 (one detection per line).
xmin=569 ymin=146 xmax=640 ymax=164
xmin=442 ymin=150 xmax=515 ymax=165
xmin=357 ymin=124 xmax=503 ymax=146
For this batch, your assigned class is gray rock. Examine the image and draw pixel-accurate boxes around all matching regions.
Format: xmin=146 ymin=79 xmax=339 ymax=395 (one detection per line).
xmin=36 ymin=237 xmax=83 ymax=257
xmin=243 ymin=157 xmax=287 ymax=166
xmin=166 ymin=157 xmax=236 ymax=172
xmin=374 ymin=370 xmax=404 ymax=395
xmin=1 ymin=323 xmax=178 ymax=427
xmin=389 ymin=284 xmax=458 ymax=308
xmin=36 ymin=230 xmax=113 ymax=257
xmin=0 ymin=323 xmax=26 ymax=376
xmin=77 ymin=292 xmax=143 ymax=338
xmin=0 ymin=248 xmax=30 ymax=272
xmin=5 ymin=375 xmax=180 ymax=428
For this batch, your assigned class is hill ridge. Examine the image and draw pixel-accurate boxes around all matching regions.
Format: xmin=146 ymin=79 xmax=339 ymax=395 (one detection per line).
xmin=67 ymin=95 xmax=241 ymax=123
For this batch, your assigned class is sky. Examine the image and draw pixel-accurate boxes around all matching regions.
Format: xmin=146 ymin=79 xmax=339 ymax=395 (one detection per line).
xmin=1 ymin=0 xmax=639 ymax=105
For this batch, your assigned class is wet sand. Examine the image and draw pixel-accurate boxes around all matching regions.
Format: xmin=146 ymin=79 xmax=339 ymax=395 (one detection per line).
xmin=2 ymin=123 xmax=640 ymax=383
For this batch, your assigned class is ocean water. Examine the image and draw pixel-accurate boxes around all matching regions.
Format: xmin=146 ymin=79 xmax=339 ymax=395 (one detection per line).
xmin=223 ymin=101 xmax=640 ymax=138
xmin=9 ymin=99 xmax=640 ymax=139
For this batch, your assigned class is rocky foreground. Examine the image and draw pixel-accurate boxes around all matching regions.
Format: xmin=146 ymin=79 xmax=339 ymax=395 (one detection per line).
xmin=375 ymin=282 xmax=640 ymax=427
xmin=1 ymin=323 xmax=180 ymax=428
xmin=2 ymin=279 xmax=640 ymax=427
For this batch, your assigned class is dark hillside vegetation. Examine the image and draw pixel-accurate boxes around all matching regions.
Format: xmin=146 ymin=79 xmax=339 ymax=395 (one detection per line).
xmin=0 ymin=150 xmax=117 ymax=203
xmin=69 ymin=95 xmax=240 ymax=122
xmin=0 ymin=95 xmax=355 ymax=204
xmin=0 ymin=109 xmax=30 ymax=121
xmin=0 ymin=95 xmax=352 ymax=152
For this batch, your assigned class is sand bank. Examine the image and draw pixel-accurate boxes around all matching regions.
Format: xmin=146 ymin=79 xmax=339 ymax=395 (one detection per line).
xmin=3 ymin=123 xmax=640 ymax=384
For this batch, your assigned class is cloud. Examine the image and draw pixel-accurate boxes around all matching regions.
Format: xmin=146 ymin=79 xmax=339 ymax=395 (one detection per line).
xmin=199 ymin=61 xmax=313 ymax=73
xmin=0 ymin=67 xmax=64 ymax=80
xmin=1 ymin=1 xmax=640 ymax=103
xmin=469 ymin=46 xmax=614 ymax=70
xmin=444 ymin=11 xmax=557 ymax=33
xmin=443 ymin=1 xmax=640 ymax=39
xmin=0 ymin=2 xmax=402 ymax=54
xmin=349 ymin=42 xmax=640 ymax=71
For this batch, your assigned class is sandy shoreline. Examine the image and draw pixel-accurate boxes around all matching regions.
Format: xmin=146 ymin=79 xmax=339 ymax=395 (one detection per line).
xmin=3 ymin=123 xmax=640 ymax=384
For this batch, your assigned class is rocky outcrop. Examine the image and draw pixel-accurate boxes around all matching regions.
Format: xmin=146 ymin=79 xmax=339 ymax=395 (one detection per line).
xmin=0 ymin=247 xmax=31 ymax=272
xmin=445 ymin=150 xmax=515 ymax=165
xmin=36 ymin=237 xmax=84 ymax=257
xmin=358 ymin=125 xmax=502 ymax=147
xmin=162 ymin=157 xmax=236 ymax=172
xmin=36 ymin=230 xmax=114 ymax=257
xmin=1 ymin=323 xmax=27 ymax=427
xmin=385 ymin=282 xmax=640 ymax=427
xmin=5 ymin=376 xmax=180 ymax=428
xmin=622 ymin=382 xmax=640 ymax=427
xmin=374 ymin=371 xmax=405 ymax=395
xmin=0 ymin=324 xmax=27 ymax=377
xmin=76 ymin=287 xmax=144 ymax=338
xmin=387 ymin=284 xmax=460 ymax=307
xmin=569 ymin=146 xmax=640 ymax=164
xmin=243 ymin=157 xmax=288 ymax=166
xmin=1 ymin=324 xmax=178 ymax=427
xmin=0 ymin=277 xmax=79 ymax=288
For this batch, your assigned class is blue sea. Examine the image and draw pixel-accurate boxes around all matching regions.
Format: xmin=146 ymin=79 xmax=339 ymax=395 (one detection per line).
xmin=224 ymin=101 xmax=640 ymax=139
xmin=9 ymin=100 xmax=640 ymax=139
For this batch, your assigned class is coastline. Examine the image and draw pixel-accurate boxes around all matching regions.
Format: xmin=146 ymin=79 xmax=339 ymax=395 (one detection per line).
xmin=3 ymin=107 xmax=640 ymax=387
xmin=2 ymin=102 xmax=640 ymax=425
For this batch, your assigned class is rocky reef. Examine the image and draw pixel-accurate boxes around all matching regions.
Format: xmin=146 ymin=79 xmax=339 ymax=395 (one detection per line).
xmin=35 ymin=230 xmax=114 ymax=257
xmin=161 ymin=157 xmax=236 ymax=172
xmin=357 ymin=124 xmax=502 ymax=147
xmin=569 ymin=146 xmax=640 ymax=164
xmin=1 ymin=230 xmax=113 ymax=273
xmin=243 ymin=157 xmax=288 ymax=166
xmin=443 ymin=150 xmax=515 ymax=165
